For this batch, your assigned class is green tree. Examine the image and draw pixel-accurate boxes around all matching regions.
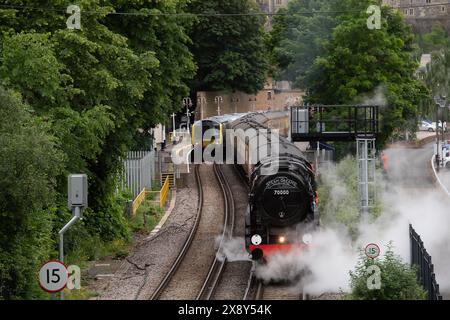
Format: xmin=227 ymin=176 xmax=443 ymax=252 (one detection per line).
xmin=0 ymin=1 xmax=195 ymax=240
xmin=349 ymin=245 xmax=426 ymax=300
xmin=188 ymin=0 xmax=269 ymax=93
xmin=269 ymin=0 xmax=341 ymax=88
xmin=306 ymin=3 xmax=428 ymax=147
xmin=415 ymin=24 xmax=450 ymax=55
xmin=0 ymin=86 xmax=64 ymax=299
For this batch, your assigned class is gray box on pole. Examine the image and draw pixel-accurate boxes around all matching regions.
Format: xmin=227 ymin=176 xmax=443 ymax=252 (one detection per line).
xmin=68 ymin=174 xmax=88 ymax=208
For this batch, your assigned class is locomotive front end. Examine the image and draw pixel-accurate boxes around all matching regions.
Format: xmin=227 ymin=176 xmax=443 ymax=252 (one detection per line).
xmin=246 ymin=156 xmax=317 ymax=261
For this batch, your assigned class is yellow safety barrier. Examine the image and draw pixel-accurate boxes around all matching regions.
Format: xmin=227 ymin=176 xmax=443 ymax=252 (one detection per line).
xmin=132 ymin=188 xmax=147 ymax=216
xmin=159 ymin=176 xmax=170 ymax=208
xmin=131 ymin=176 xmax=171 ymax=216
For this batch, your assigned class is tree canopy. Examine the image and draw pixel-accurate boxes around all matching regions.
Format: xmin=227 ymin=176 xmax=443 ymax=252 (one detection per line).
xmin=271 ymin=0 xmax=429 ymax=146
xmin=188 ymin=0 xmax=270 ymax=94
xmin=0 ymin=0 xmax=196 ymax=298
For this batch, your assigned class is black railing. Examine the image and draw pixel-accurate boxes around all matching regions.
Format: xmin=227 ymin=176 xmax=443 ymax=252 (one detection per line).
xmin=290 ymin=105 xmax=379 ymax=142
xmin=409 ymin=224 xmax=443 ymax=300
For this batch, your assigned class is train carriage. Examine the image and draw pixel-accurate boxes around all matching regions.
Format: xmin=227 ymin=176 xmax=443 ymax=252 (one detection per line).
xmin=191 ymin=111 xmax=318 ymax=261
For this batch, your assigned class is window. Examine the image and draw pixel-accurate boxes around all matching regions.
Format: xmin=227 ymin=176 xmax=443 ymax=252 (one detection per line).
xmin=276 ymin=0 xmax=282 ymax=4
xmin=442 ymin=6 xmax=446 ymax=12
xmin=409 ymin=8 xmax=414 ymax=15
xmin=267 ymin=91 xmax=272 ymax=100
xmin=426 ymin=0 xmax=431 ymax=4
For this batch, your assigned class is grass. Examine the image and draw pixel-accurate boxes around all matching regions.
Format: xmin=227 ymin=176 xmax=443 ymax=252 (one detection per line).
xmin=129 ymin=199 xmax=165 ymax=234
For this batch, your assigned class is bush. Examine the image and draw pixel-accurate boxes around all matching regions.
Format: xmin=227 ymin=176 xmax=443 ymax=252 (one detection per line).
xmin=349 ymin=245 xmax=427 ymax=300
xmin=0 ymin=86 xmax=64 ymax=299
xmin=318 ymin=155 xmax=384 ymax=238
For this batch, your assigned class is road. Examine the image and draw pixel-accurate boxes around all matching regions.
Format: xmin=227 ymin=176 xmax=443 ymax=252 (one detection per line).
xmin=385 ymin=143 xmax=450 ymax=299
xmin=438 ymin=170 xmax=450 ymax=192
xmin=385 ymin=143 xmax=434 ymax=189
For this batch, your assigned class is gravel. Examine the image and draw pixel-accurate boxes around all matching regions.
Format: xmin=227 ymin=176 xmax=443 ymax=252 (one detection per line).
xmin=158 ymin=164 xmax=225 ymax=300
xmin=212 ymin=165 xmax=253 ymax=300
xmin=96 ymin=168 xmax=199 ymax=300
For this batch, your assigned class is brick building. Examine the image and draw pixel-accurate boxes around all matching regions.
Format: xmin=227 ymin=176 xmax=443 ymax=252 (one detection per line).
xmin=383 ymin=0 xmax=450 ymax=33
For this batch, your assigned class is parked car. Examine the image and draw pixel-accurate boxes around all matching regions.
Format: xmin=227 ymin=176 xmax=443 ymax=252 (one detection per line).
xmin=419 ymin=120 xmax=437 ymax=132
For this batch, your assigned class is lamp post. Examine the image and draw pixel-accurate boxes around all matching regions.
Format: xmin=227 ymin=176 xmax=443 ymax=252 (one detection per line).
xmin=171 ymin=113 xmax=177 ymax=144
xmin=183 ymin=97 xmax=193 ymax=134
xmin=434 ymin=95 xmax=446 ymax=171
xmin=232 ymin=96 xmax=240 ymax=114
xmin=215 ymin=96 xmax=223 ymax=116
xmin=197 ymin=96 xmax=206 ymax=120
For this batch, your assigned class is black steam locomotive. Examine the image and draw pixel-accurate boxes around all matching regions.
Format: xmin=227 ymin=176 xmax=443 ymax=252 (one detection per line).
xmin=226 ymin=112 xmax=318 ymax=260
xmin=191 ymin=111 xmax=319 ymax=260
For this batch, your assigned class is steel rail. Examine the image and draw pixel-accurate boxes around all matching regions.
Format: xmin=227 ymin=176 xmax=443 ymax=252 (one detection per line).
xmin=150 ymin=164 xmax=204 ymax=300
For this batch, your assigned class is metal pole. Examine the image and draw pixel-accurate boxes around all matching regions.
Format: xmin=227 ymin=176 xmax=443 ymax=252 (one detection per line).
xmin=58 ymin=206 xmax=81 ymax=300
xmin=172 ymin=113 xmax=176 ymax=144
xmin=215 ymin=96 xmax=222 ymax=116
xmin=437 ymin=106 xmax=440 ymax=172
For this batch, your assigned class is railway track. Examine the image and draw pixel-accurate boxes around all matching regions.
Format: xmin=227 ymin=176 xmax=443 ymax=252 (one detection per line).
xmin=150 ymin=164 xmax=204 ymax=300
xmin=197 ymin=164 xmax=236 ymax=300
xmin=243 ymin=264 xmax=308 ymax=300
xmin=150 ymin=164 xmax=236 ymax=300
xmin=256 ymin=283 xmax=308 ymax=300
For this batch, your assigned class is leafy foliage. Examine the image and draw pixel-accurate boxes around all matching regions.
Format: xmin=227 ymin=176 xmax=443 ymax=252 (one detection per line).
xmin=415 ymin=24 xmax=450 ymax=55
xmin=349 ymin=244 xmax=426 ymax=300
xmin=307 ymin=3 xmax=428 ymax=147
xmin=0 ymin=0 xmax=196 ymax=299
xmin=189 ymin=0 xmax=269 ymax=93
xmin=269 ymin=0 xmax=340 ymax=87
xmin=0 ymin=86 xmax=64 ymax=299
xmin=271 ymin=0 xmax=429 ymax=147
xmin=318 ymin=156 xmax=384 ymax=238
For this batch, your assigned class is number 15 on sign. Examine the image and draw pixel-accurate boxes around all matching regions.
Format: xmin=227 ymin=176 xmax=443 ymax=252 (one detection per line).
xmin=39 ymin=261 xmax=69 ymax=293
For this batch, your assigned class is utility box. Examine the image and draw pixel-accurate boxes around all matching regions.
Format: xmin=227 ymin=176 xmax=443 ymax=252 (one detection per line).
xmin=68 ymin=174 xmax=88 ymax=209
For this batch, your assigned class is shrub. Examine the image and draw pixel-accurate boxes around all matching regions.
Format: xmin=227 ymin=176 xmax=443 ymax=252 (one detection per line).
xmin=349 ymin=245 xmax=427 ymax=300
xmin=0 ymin=86 xmax=64 ymax=299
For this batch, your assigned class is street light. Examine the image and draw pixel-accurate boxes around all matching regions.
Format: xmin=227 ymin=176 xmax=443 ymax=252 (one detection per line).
xmin=215 ymin=96 xmax=223 ymax=116
xmin=183 ymin=97 xmax=193 ymax=134
xmin=232 ymin=96 xmax=240 ymax=113
xmin=171 ymin=113 xmax=177 ymax=144
xmin=434 ymin=95 xmax=447 ymax=171
xmin=197 ymin=96 xmax=206 ymax=120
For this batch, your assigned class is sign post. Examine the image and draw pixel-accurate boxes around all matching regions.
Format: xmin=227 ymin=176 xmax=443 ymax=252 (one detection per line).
xmin=58 ymin=174 xmax=88 ymax=299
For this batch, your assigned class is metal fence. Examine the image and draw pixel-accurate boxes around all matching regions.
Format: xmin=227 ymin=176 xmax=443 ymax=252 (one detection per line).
xmin=409 ymin=224 xmax=443 ymax=300
xmin=121 ymin=151 xmax=156 ymax=198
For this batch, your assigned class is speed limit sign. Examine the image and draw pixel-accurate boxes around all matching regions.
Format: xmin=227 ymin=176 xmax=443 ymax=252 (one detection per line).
xmin=365 ymin=243 xmax=381 ymax=259
xmin=39 ymin=260 xmax=69 ymax=293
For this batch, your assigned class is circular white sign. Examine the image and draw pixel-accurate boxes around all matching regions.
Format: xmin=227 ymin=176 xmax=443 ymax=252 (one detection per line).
xmin=251 ymin=234 xmax=262 ymax=246
xmin=365 ymin=243 xmax=381 ymax=259
xmin=39 ymin=260 xmax=68 ymax=293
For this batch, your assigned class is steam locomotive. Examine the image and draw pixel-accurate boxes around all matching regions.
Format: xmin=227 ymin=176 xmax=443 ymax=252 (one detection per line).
xmin=191 ymin=111 xmax=319 ymax=261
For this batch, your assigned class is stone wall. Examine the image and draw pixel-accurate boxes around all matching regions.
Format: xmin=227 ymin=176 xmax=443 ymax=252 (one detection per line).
xmin=383 ymin=0 xmax=450 ymax=33
xmin=195 ymin=83 xmax=304 ymax=120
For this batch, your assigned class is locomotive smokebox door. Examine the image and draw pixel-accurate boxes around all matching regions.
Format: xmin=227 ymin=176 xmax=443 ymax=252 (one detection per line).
xmin=68 ymin=174 xmax=88 ymax=209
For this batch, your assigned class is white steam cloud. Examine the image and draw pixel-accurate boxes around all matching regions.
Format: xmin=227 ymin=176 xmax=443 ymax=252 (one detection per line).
xmin=220 ymin=148 xmax=450 ymax=297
